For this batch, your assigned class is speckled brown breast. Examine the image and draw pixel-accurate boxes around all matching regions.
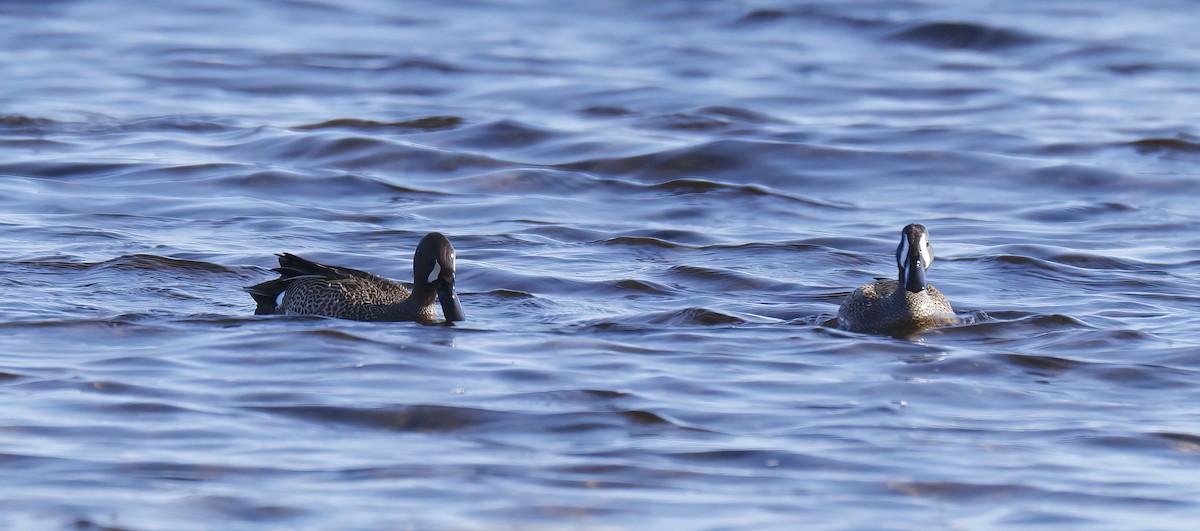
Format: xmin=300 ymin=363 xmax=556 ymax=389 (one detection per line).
xmin=837 ymin=279 xmax=955 ymax=336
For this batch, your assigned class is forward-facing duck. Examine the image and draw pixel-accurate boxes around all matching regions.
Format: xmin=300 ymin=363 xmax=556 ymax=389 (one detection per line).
xmin=837 ymin=224 xmax=954 ymax=335
xmin=245 ymin=232 xmax=465 ymax=323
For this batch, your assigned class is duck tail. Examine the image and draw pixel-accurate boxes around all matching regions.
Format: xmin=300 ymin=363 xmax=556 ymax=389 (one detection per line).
xmin=243 ymin=278 xmax=287 ymax=315
xmin=246 ymin=254 xmax=348 ymax=315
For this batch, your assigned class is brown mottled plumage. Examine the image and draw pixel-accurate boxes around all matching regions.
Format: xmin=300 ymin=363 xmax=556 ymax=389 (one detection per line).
xmin=270 ymin=259 xmax=433 ymax=321
xmin=244 ymin=232 xmax=464 ymax=323
xmin=837 ymin=279 xmax=954 ymax=336
xmin=837 ymin=224 xmax=954 ymax=336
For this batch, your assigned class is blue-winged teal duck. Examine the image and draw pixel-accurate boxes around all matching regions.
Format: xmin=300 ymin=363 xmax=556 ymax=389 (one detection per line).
xmin=245 ymin=232 xmax=465 ymax=323
xmin=837 ymin=224 xmax=954 ymax=335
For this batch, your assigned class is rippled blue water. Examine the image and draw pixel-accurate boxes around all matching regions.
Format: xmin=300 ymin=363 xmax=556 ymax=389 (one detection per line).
xmin=2 ymin=0 xmax=1199 ymax=528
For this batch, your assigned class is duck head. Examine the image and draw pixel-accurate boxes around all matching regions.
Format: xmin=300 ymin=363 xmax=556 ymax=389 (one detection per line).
xmin=413 ymin=232 xmax=466 ymax=322
xmin=895 ymin=224 xmax=934 ymax=293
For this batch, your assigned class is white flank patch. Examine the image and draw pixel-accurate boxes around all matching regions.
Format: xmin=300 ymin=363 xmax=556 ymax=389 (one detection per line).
xmin=428 ymin=261 xmax=442 ymax=283
xmin=275 ymin=289 xmax=287 ymax=306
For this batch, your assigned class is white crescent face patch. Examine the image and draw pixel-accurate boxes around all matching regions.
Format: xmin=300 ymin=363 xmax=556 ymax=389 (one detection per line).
xmin=918 ymin=232 xmax=932 ymax=268
xmin=899 ymin=230 xmax=933 ymax=270
xmin=427 ymin=261 xmax=441 ymax=284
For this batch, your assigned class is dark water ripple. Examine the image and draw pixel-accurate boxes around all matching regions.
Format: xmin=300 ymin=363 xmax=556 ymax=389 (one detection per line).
xmin=2 ymin=0 xmax=1200 ymax=529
